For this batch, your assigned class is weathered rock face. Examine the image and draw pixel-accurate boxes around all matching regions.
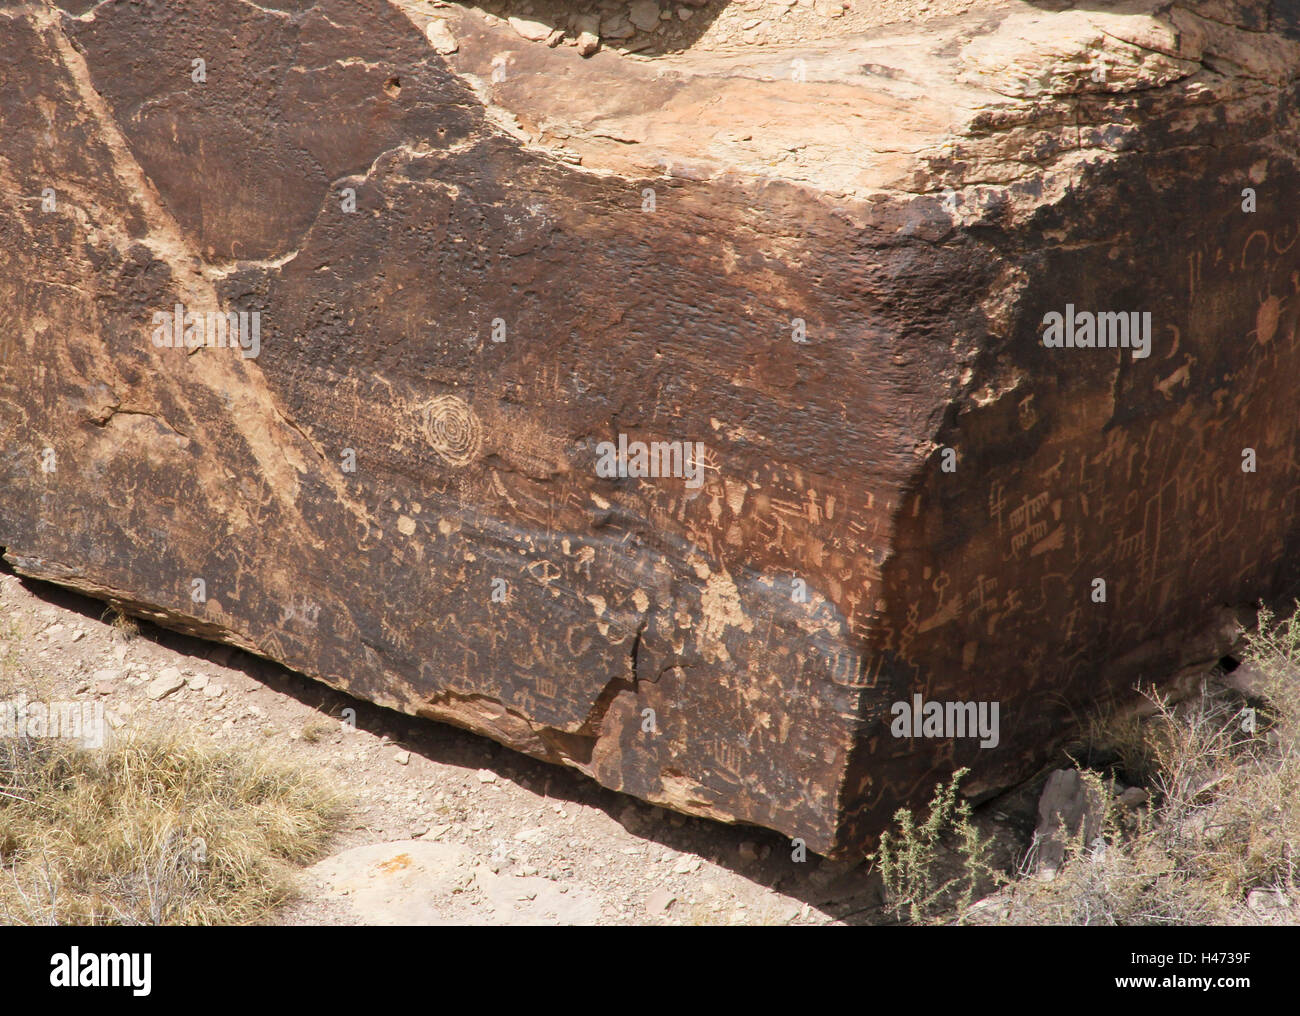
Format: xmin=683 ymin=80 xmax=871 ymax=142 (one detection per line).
xmin=2 ymin=0 xmax=1299 ymax=856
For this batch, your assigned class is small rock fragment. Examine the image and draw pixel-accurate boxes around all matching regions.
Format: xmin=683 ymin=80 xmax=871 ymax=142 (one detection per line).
xmin=146 ymin=668 xmax=185 ymax=701
xmin=600 ymin=15 xmax=635 ymax=40
xmin=508 ymin=16 xmax=552 ymax=42
xmin=646 ymin=888 xmax=676 ymax=914
xmin=1034 ymin=769 xmax=1105 ymax=878
xmin=628 ymin=0 xmax=661 ymax=32
xmin=425 ymin=19 xmax=458 ymax=54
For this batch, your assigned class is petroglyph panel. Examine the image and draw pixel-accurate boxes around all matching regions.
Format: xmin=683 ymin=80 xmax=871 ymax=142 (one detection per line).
xmin=3 ymin=0 xmax=1300 ymax=855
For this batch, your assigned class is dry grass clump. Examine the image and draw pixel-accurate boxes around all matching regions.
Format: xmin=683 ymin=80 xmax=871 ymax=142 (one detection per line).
xmin=988 ymin=603 xmax=1300 ymax=925
xmin=101 ymin=606 xmax=139 ymax=642
xmin=877 ymin=602 xmax=1300 ymax=926
xmin=0 ymin=614 xmax=20 ymax=672
xmin=0 ymin=733 xmax=344 ymax=925
xmin=299 ymin=719 xmax=336 ymax=744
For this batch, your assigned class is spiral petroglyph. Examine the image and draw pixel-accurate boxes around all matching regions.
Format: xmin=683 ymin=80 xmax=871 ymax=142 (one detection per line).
xmin=421 ymin=395 xmax=483 ymax=467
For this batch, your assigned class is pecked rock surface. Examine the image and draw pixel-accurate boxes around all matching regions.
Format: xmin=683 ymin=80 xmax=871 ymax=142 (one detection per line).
xmin=1 ymin=0 xmax=1299 ymax=856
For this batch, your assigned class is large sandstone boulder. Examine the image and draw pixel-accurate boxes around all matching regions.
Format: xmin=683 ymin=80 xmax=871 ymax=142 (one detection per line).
xmin=2 ymin=0 xmax=1299 ymax=856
